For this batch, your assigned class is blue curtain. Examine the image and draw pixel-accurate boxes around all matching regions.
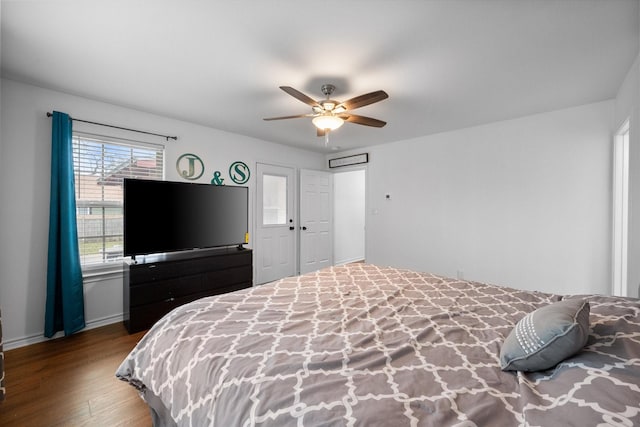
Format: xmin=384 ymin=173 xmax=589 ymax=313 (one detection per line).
xmin=44 ymin=111 xmax=85 ymax=338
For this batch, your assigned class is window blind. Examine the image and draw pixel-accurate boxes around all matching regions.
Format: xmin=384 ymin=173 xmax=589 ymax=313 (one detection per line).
xmin=72 ymin=133 xmax=164 ymax=267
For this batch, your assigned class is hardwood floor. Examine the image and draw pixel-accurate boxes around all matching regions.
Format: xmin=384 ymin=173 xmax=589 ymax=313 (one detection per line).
xmin=0 ymin=323 xmax=151 ymax=426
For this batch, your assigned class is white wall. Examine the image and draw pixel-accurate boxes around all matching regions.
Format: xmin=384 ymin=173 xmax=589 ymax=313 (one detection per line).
xmin=333 ymin=169 xmax=366 ymax=265
xmin=335 ymin=101 xmax=614 ymax=296
xmin=0 ymin=78 xmax=325 ymax=348
xmin=614 ymin=53 xmax=640 ymax=298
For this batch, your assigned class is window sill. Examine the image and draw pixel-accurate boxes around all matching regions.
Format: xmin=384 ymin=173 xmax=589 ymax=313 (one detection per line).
xmin=82 ymin=262 xmax=124 ymax=283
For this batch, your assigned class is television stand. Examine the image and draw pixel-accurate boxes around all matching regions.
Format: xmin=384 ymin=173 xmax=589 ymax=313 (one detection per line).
xmin=123 ymin=247 xmax=252 ymax=333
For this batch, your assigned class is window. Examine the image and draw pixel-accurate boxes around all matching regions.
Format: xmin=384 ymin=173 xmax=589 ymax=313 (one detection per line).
xmin=262 ymin=174 xmax=288 ymax=225
xmin=73 ymin=133 xmax=164 ymax=268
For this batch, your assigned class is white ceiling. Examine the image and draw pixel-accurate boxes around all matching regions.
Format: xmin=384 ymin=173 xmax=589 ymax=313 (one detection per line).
xmin=2 ymin=0 xmax=638 ymax=153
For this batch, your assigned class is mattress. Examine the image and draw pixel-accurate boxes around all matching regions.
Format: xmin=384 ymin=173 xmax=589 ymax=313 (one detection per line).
xmin=116 ymin=263 xmax=640 ymax=426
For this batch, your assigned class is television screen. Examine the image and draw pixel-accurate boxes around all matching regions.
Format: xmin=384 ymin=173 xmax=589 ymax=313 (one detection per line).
xmin=124 ymin=179 xmax=248 ymax=256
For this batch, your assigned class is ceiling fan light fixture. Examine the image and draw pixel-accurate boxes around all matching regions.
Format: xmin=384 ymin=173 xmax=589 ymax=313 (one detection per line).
xmin=322 ymin=101 xmax=335 ymax=111
xmin=263 ymin=84 xmax=388 ymax=137
xmin=312 ymin=114 xmax=344 ymax=130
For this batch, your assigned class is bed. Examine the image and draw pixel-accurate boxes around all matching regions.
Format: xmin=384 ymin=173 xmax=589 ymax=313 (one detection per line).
xmin=116 ymin=263 xmax=640 ymax=426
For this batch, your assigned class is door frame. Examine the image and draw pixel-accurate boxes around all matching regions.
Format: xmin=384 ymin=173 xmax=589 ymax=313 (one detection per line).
xmin=332 ymin=166 xmax=367 ymax=265
xmin=254 ymin=161 xmax=364 ymax=282
xmin=612 ymin=119 xmax=630 ymax=296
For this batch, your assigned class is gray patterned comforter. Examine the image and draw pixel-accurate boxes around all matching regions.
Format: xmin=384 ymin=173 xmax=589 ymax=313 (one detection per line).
xmin=116 ymin=263 xmax=640 ymax=426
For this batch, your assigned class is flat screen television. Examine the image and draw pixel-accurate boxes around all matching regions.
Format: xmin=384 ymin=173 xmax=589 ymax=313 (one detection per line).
xmin=123 ymin=178 xmax=249 ymax=257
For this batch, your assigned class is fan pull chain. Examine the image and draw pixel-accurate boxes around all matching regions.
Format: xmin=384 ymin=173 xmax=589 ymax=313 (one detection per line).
xmin=325 ymin=131 xmax=330 ymax=146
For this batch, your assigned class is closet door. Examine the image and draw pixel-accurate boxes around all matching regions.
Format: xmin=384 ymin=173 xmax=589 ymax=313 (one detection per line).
xmin=299 ymin=169 xmax=333 ymax=274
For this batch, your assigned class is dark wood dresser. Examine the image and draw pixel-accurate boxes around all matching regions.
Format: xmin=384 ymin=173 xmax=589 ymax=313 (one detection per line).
xmin=123 ymin=247 xmax=252 ymax=333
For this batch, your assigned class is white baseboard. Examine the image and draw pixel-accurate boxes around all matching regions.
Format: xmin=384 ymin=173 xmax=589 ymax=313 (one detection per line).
xmin=4 ymin=313 xmax=124 ymax=351
xmin=335 ymin=257 xmax=365 ymax=266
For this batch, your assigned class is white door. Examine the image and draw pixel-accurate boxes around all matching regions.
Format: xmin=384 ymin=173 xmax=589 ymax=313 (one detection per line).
xmin=299 ymin=169 xmax=333 ymax=274
xmin=255 ymin=163 xmax=296 ymax=284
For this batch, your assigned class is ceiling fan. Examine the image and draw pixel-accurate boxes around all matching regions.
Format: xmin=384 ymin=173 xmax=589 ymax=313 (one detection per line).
xmin=263 ymin=84 xmax=388 ymax=141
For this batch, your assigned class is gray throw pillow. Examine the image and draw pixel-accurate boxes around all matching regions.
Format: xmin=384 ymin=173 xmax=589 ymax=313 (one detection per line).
xmin=500 ymin=298 xmax=590 ymax=371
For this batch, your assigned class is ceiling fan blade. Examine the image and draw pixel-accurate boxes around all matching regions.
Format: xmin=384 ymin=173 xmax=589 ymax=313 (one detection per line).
xmin=341 ymin=114 xmax=387 ymax=128
xmin=263 ymin=114 xmax=312 ymax=121
xmin=316 ymin=128 xmax=326 ymax=137
xmin=336 ymin=90 xmax=388 ymax=111
xmin=279 ymin=86 xmax=321 ymax=108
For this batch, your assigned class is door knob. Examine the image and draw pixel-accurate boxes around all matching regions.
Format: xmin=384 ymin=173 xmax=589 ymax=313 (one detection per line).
xmin=301 ymin=226 xmax=307 ymax=230
xmin=289 ymin=226 xmax=295 ymax=230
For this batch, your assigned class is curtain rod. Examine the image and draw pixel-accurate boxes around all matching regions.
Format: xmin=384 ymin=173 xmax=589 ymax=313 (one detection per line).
xmin=46 ymin=112 xmax=178 ymax=141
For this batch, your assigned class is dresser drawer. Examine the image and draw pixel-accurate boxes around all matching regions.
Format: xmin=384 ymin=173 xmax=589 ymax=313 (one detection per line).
xmin=130 ymin=250 xmax=253 ymax=282
xmin=129 ymin=274 xmax=202 ymax=307
xmin=204 ymin=265 xmax=253 ymax=291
